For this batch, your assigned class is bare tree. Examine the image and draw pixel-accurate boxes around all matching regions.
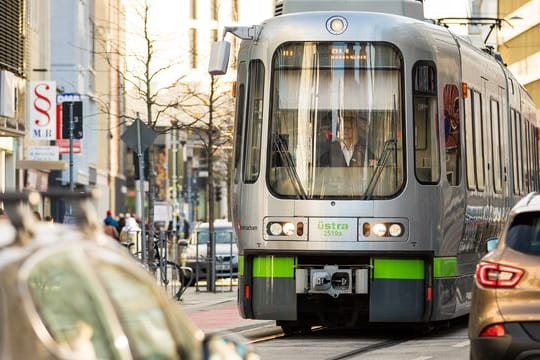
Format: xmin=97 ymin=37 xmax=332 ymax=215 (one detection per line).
xmin=178 ymin=74 xmax=235 ymax=291
xmin=93 ymin=0 xmax=195 ymax=264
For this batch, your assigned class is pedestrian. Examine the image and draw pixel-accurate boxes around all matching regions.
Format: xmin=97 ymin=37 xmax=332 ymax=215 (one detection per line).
xmin=119 ymin=214 xmax=141 ymax=244
xmin=103 ymin=219 xmax=119 ymax=240
xmin=117 ymin=213 xmax=126 ymax=233
xmin=44 ymin=215 xmax=54 ymax=224
xmin=104 ymin=210 xmax=119 ymax=229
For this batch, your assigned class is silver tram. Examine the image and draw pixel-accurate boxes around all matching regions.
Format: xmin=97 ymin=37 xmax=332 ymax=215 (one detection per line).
xmin=209 ymin=0 xmax=539 ymax=332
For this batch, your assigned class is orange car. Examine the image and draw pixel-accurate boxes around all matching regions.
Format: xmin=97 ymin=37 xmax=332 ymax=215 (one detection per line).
xmin=469 ymin=192 xmax=540 ymax=360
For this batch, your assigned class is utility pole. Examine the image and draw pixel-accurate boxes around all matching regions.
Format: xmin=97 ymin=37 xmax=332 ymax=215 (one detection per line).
xmin=69 ymin=102 xmax=75 ymax=192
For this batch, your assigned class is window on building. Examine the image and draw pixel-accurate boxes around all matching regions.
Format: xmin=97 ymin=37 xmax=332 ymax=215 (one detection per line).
xmin=211 ymin=0 xmax=218 ymax=20
xmin=232 ymin=0 xmax=239 ymax=21
xmin=190 ymin=0 xmax=197 ymax=19
xmin=189 ymin=28 xmax=198 ymax=69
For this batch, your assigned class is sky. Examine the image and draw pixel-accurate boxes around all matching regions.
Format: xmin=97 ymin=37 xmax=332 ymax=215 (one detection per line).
xmin=423 ymin=0 xmax=471 ymax=19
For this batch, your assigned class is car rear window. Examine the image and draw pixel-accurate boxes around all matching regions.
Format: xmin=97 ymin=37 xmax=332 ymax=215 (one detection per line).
xmin=196 ymin=229 xmax=234 ymax=244
xmin=506 ymin=212 xmax=540 ymax=255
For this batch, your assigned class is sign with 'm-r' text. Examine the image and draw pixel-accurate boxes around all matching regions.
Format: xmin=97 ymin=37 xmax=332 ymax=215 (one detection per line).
xmin=28 ymin=81 xmax=56 ymax=140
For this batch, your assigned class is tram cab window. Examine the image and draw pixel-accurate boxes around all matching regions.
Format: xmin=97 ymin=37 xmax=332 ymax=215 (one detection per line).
xmin=243 ymin=60 xmax=265 ymax=183
xmin=268 ymin=41 xmax=404 ymax=199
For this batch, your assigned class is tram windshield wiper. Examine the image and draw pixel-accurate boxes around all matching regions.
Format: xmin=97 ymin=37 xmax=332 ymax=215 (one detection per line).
xmin=273 ymin=134 xmax=307 ymax=199
xmin=362 ymin=138 xmax=397 ymax=200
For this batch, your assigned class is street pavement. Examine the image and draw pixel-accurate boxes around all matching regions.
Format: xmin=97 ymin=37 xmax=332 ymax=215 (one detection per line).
xmin=179 ymin=285 xmax=276 ymax=334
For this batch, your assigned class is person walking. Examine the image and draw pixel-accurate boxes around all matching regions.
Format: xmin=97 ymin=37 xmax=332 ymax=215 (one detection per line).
xmin=103 ymin=219 xmax=119 ymax=240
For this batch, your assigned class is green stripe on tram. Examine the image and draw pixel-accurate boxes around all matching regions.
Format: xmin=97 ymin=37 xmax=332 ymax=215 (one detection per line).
xmin=239 ymin=256 xmax=244 ymax=276
xmin=372 ymin=258 xmax=425 ymax=280
xmin=253 ymin=256 xmax=296 ymax=278
xmin=433 ymin=257 xmax=458 ymax=278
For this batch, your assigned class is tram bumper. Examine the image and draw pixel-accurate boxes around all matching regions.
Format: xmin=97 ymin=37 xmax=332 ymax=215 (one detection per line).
xmin=239 ymin=256 xmax=428 ymax=324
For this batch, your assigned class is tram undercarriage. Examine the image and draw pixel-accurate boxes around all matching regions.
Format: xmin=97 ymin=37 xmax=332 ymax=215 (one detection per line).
xmin=238 ymin=254 xmax=454 ymax=330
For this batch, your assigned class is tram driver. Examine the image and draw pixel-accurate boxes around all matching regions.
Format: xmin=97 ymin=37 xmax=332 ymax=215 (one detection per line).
xmin=319 ymin=113 xmax=373 ymax=167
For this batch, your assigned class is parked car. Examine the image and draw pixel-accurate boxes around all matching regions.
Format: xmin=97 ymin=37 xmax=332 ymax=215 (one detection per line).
xmin=0 ymin=192 xmax=256 ymax=359
xmin=469 ymin=192 xmax=540 ymax=360
xmin=182 ymin=220 xmax=238 ymax=280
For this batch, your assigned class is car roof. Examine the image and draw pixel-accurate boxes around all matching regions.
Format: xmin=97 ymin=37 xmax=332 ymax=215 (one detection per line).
xmin=510 ymin=192 xmax=540 ymax=215
xmin=195 ymin=220 xmax=233 ymax=230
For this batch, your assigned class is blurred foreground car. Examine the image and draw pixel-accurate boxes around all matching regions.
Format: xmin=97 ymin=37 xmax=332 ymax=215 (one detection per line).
xmin=182 ymin=221 xmax=238 ymax=281
xmin=469 ymin=192 xmax=540 ymax=360
xmin=0 ymin=192 xmax=258 ymax=359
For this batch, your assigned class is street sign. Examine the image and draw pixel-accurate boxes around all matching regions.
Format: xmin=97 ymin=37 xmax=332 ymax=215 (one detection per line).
xmin=27 ymin=146 xmax=59 ymax=161
xmin=121 ymin=118 xmax=157 ymax=152
xmin=56 ymin=139 xmax=81 ymax=154
xmin=29 ymin=81 xmax=56 ymax=140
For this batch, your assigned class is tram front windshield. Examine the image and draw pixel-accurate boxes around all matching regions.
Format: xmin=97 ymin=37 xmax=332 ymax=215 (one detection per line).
xmin=269 ymin=42 xmax=404 ymax=199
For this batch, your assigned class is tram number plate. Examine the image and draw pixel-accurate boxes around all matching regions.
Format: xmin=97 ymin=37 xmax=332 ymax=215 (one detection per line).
xmin=309 ymin=218 xmax=358 ymax=241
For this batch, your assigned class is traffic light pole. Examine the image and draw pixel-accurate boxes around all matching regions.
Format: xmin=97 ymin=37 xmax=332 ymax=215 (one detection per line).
xmin=69 ymin=102 xmax=74 ymax=192
xmin=135 ymin=116 xmax=148 ymax=267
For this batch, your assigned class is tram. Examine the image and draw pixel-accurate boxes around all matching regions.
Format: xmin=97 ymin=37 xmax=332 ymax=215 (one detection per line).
xmin=209 ymin=0 xmax=539 ymax=332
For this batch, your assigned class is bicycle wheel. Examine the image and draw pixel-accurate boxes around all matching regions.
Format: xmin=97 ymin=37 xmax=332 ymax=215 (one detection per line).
xmin=159 ymin=261 xmax=192 ymax=300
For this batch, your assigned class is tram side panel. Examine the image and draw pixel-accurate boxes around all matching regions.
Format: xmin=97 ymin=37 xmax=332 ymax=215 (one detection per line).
xmin=421 ymin=34 xmax=470 ymax=321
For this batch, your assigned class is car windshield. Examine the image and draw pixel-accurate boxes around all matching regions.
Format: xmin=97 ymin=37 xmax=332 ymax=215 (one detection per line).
xmin=506 ymin=212 xmax=540 ymax=255
xmin=196 ymin=229 xmax=234 ymax=244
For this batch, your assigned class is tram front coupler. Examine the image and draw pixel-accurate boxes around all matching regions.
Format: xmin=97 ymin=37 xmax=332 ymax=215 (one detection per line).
xmin=295 ymin=264 xmax=371 ymax=298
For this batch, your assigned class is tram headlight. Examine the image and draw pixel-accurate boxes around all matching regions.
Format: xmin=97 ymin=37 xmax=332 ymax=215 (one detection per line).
xmin=388 ymin=223 xmax=403 ymax=237
xmin=282 ymin=222 xmax=296 ymax=236
xmin=372 ymin=223 xmax=387 ymax=237
xmin=268 ymin=223 xmax=283 ymax=236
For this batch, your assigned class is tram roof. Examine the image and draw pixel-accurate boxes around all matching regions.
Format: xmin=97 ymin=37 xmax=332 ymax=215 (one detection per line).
xmin=275 ymin=0 xmax=424 ymax=20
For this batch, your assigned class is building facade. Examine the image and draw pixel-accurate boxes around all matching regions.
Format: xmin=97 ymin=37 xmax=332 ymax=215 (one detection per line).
xmin=498 ymin=0 xmax=540 ymax=117
xmin=0 ymin=0 xmax=27 ymax=195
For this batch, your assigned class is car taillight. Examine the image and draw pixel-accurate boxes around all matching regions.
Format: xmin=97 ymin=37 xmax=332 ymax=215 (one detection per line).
xmin=476 ymin=262 xmax=524 ymax=288
xmin=480 ymin=324 xmax=506 ymax=337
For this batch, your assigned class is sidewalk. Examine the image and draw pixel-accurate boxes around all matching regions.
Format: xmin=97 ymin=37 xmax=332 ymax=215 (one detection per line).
xmin=178 ymin=285 xmax=275 ymax=334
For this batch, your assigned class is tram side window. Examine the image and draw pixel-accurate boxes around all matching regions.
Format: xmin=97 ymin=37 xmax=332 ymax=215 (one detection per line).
xmin=473 ymin=90 xmax=485 ymax=191
xmin=510 ymin=109 xmax=516 ymax=194
xmin=233 ymin=80 xmax=245 ymax=185
xmin=413 ymin=62 xmax=439 ymax=184
xmin=465 ymin=91 xmax=475 ymax=189
xmin=490 ymin=99 xmax=502 ymax=193
xmin=530 ymin=122 xmax=536 ymax=189
xmin=512 ymin=110 xmax=523 ymax=195
xmin=523 ymin=121 xmax=531 ymax=192
xmin=443 ymin=84 xmax=461 ymax=186
xmin=243 ymin=60 xmax=265 ymax=183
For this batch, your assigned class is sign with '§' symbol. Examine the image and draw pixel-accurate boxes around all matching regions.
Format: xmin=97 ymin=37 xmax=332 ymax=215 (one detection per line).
xmin=28 ymin=81 xmax=56 ymax=140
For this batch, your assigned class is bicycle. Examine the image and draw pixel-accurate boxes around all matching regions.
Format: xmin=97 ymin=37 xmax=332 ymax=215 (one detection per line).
xmin=123 ymin=234 xmax=193 ymax=300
